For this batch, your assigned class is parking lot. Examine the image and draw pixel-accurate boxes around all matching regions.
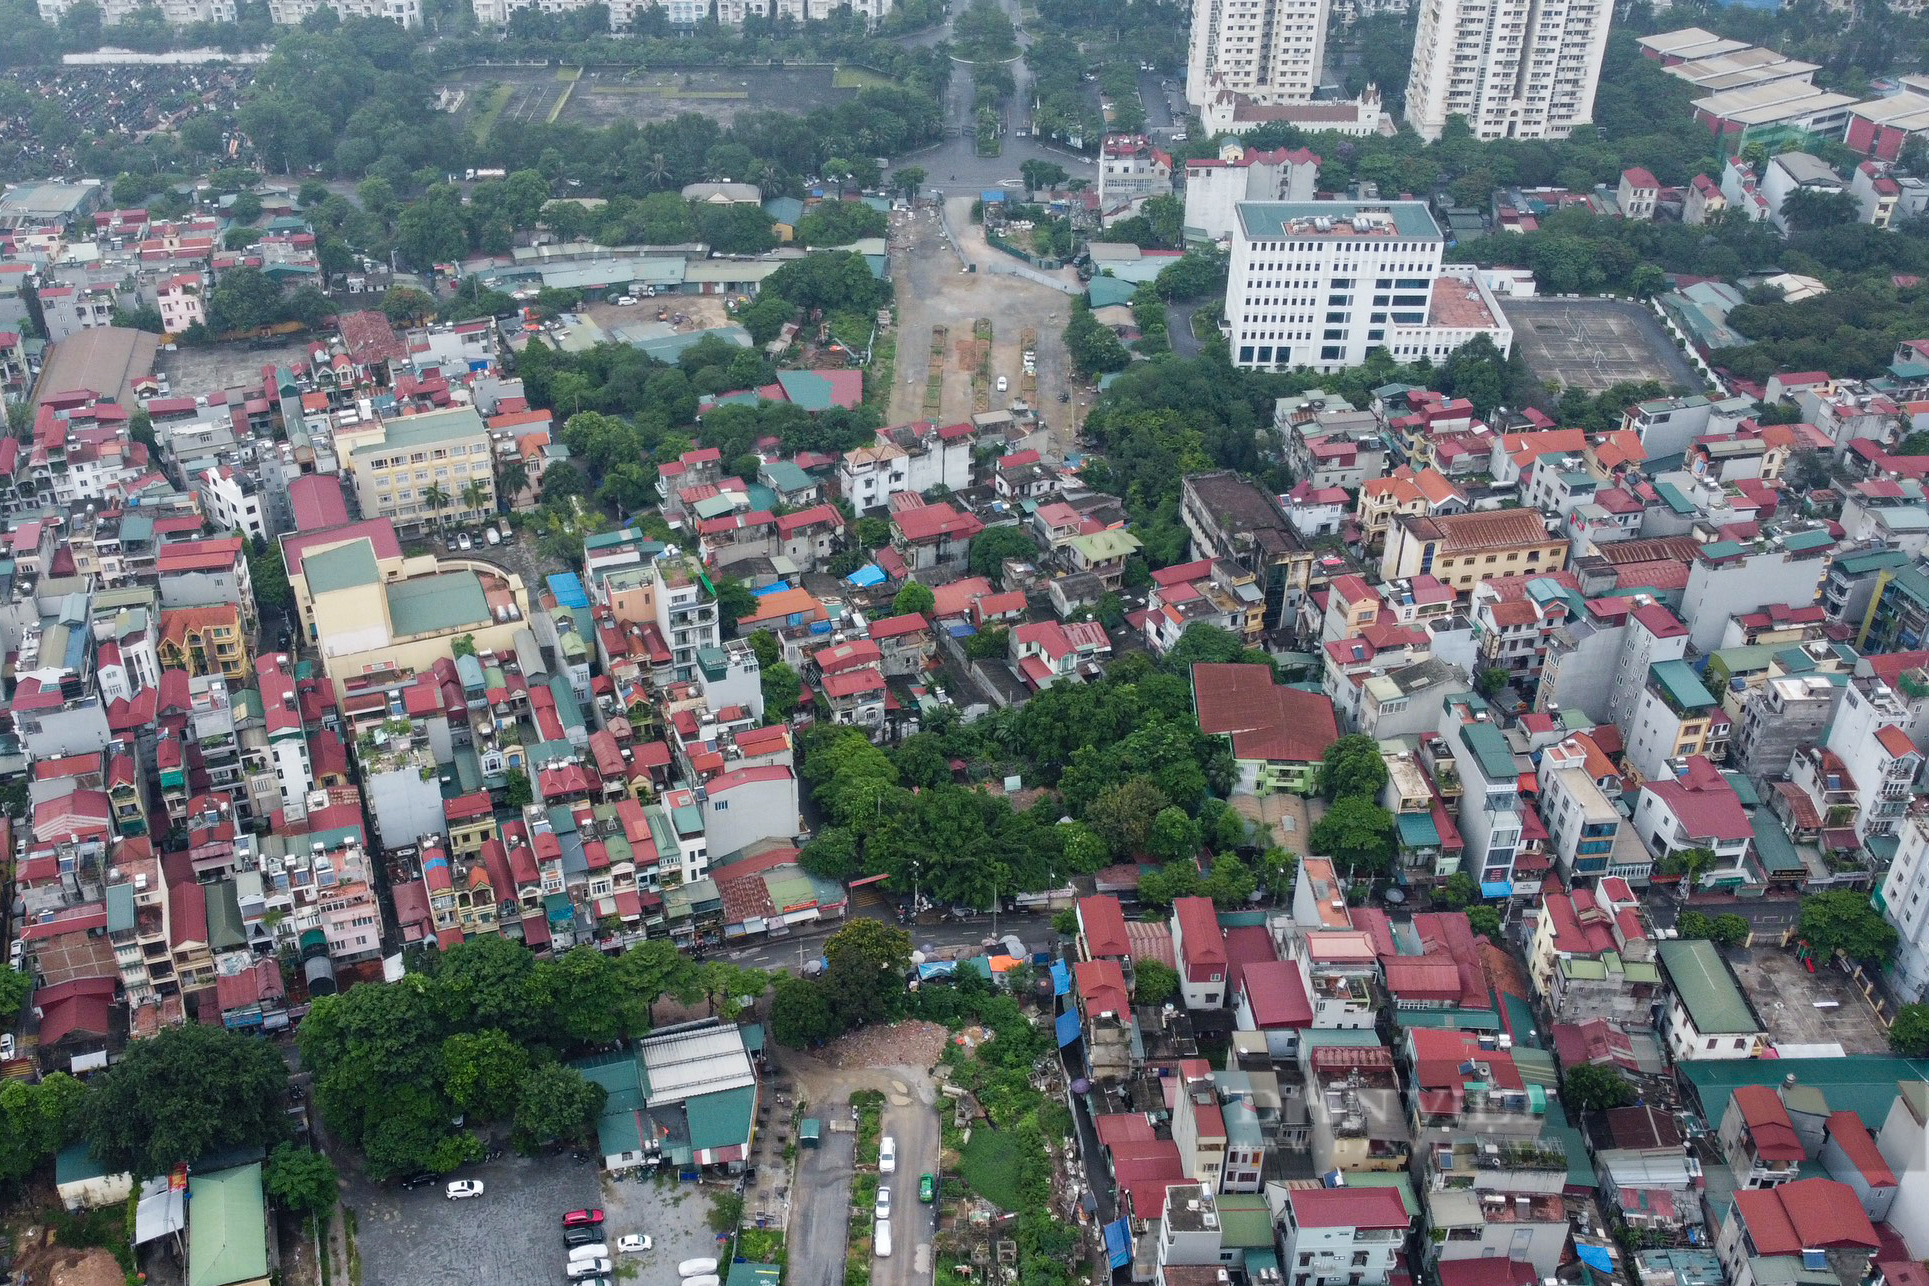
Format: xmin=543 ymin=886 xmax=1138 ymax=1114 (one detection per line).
xmin=1726 ymin=945 xmax=1889 ymax=1054
xmin=346 ymin=1152 xmax=602 ymax=1286
xmin=594 ymin=1169 xmax=733 ymax=1277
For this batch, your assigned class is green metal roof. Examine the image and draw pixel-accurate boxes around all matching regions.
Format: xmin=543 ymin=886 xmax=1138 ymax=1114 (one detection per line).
xmin=304 ymin=539 xmax=380 ymax=593
xmin=762 ymin=459 xmax=813 ymax=493
xmin=686 ymin=1084 xmax=756 ymax=1154
xmin=1397 ymin=811 xmax=1442 ymax=847
xmin=1213 ymin=1193 xmax=1275 ymax=1247
xmin=1087 ymin=275 xmax=1137 ymax=308
xmin=55 ymin=1140 xmax=116 ymax=1185
xmin=728 ymin=1262 xmax=783 ymax=1286
xmin=1068 ymin=529 xmax=1142 ymax=561
xmin=206 ymin=880 xmax=245 ymax=952
xmin=1782 ymin=528 xmax=1835 ymax=552
xmin=774 ymin=370 xmax=844 ymax=412
xmin=348 ymin=405 xmax=487 ymax=458
xmin=1394 ymin=1007 xmax=1499 ymax=1031
xmin=1681 ymin=1056 xmax=1928 ymax=1133
xmin=1835 ymin=548 xmax=1909 ymax=576
xmin=385 ymin=572 xmax=492 ymax=637
xmin=1650 ymin=658 xmax=1715 ymax=711
xmin=1459 ymin=721 xmax=1516 ymax=781
xmin=1237 ymin=201 xmax=1442 ymax=240
xmin=106 ymin=882 xmax=135 ymax=934
xmin=1656 ymin=939 xmax=1758 ymax=1035
xmin=187 ymin=1163 xmax=268 ymax=1286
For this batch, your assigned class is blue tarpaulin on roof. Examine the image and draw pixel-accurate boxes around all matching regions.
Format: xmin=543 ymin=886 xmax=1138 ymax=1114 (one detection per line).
xmin=1103 ymin=1219 xmax=1131 ymax=1269
xmin=545 ymin=573 xmax=589 ymax=609
xmin=846 ymin=564 xmax=886 ymax=587
xmin=1054 ymin=1010 xmax=1082 ymax=1048
xmin=982 ymin=190 xmax=1006 ymax=203
xmin=917 ymin=961 xmax=958 ymax=980
xmin=1576 ymin=1246 xmax=1615 ymax=1275
xmin=1481 ymin=880 xmax=1514 ymax=898
xmin=1050 ymin=961 xmax=1070 ymax=996
xmin=750 ymin=580 xmax=793 ymax=597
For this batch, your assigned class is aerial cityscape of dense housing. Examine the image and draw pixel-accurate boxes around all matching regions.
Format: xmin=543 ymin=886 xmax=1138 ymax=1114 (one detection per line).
xmin=12 ymin=0 xmax=1929 ymax=1281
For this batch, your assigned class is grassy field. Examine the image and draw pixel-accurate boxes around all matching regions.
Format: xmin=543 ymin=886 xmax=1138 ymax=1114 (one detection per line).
xmin=469 ymin=83 xmax=513 ymax=141
xmin=832 ymin=66 xmax=895 ymax=90
xmin=555 ymin=65 xmax=581 ymax=81
xmin=957 ymin=1129 xmax=1024 ymax=1212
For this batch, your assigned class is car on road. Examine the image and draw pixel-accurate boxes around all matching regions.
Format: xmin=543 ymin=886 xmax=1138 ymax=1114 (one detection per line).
xmin=995 ymin=375 xmax=1008 ymax=393
xmin=615 ymin=295 xmax=637 ymax=306
xmin=457 ymin=531 xmax=473 ymax=551
xmin=564 ymin=1226 xmax=601 ymax=1247
xmin=919 ymin=1173 xmax=936 ymax=1203
xmin=879 ymin=1136 xmax=897 ymax=1174
xmin=615 ymin=1235 xmax=651 ymax=1254
xmin=566 ymin=1258 xmax=612 ymax=1279
xmin=563 ymin=1209 xmax=605 ymax=1228
xmin=875 ymin=1185 xmax=891 ymax=1220
xmin=444 ymin=1180 xmax=484 ymax=1199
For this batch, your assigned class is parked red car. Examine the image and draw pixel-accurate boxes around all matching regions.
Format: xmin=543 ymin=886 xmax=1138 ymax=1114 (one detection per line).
xmin=562 ymin=1210 xmax=605 ymax=1228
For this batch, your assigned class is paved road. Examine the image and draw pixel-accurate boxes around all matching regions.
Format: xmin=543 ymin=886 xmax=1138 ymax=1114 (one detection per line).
xmin=876 ymin=1083 xmax=942 ymax=1286
xmin=789 ymin=1102 xmax=857 ymax=1286
xmin=722 ymin=907 xmax=1057 ymax=972
xmin=1168 ymin=298 xmax=1206 ymax=357
xmin=890 ymin=0 xmax=1097 ymax=195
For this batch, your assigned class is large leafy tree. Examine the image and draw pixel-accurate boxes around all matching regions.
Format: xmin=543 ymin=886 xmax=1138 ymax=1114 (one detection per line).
xmin=1320 ymin=734 xmax=1388 ymax=801
xmin=966 ymin=526 xmax=1039 ymax=583
xmin=821 ymin=918 xmax=911 ymax=1032
xmin=1798 ymin=892 xmax=1898 ymax=965
xmin=770 ymin=975 xmax=841 ymax=1048
xmin=88 ymin=1025 xmax=291 ymax=1175
xmin=265 ymin=1144 xmax=339 ymax=1217
xmin=511 ymin=1064 xmax=606 ymax=1148
xmin=0 ymin=1074 xmax=86 ymax=1191
xmin=1307 ymin=797 xmax=1397 ymax=877
xmin=1561 ymin=1063 xmax=1635 ymax=1112
xmin=1889 ymin=1003 xmax=1929 ymax=1057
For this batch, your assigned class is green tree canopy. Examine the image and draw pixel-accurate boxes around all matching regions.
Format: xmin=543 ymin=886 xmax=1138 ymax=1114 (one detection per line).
xmin=1307 ymin=797 xmax=1396 ymax=877
xmin=265 ymin=1144 xmax=339 ymax=1217
xmin=1321 ymin=734 xmax=1389 ymax=801
xmin=892 ymin=581 xmax=936 ymax=617
xmin=88 ymin=1025 xmax=291 ymax=1176
xmin=1561 ymin=1062 xmax=1636 ymax=1112
xmin=1132 ymin=959 xmax=1179 ymax=1006
xmin=1798 ymin=892 xmax=1898 ymax=964
xmin=1888 ymin=1003 xmax=1929 ymax=1057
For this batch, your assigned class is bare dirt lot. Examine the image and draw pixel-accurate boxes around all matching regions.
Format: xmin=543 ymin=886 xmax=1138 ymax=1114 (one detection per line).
xmin=887 ymin=198 xmax=1086 ymax=455
xmin=1496 ymin=297 xmax=1702 ymax=394
xmin=1726 ymin=945 xmax=1889 ymax=1054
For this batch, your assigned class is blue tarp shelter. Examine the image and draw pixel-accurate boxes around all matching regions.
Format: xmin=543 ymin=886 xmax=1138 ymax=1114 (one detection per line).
xmin=1054 ymin=1010 xmax=1082 ymax=1048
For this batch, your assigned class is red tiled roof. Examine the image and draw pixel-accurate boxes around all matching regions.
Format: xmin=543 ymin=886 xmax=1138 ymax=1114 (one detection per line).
xmin=1192 ymin=663 xmax=1339 ymax=764
xmin=1733 ymin=1085 xmax=1804 ymax=1160
xmin=1239 ymin=959 xmax=1312 ymax=1027
xmin=1078 ymin=895 xmax=1130 ymax=957
xmin=1825 ymin=1110 xmax=1896 ymax=1187
xmin=1733 ymin=1180 xmax=1878 ymax=1255
xmin=1286 ymin=1187 xmax=1410 ymax=1230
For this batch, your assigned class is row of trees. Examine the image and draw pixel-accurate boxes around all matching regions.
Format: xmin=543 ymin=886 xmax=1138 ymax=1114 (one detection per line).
xmin=298 ymin=936 xmax=769 ymax=1177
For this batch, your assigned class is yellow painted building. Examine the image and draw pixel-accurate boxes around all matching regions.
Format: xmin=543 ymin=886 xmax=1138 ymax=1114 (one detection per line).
xmin=339 ymin=405 xmax=497 ymax=535
xmin=303 ymin=536 xmax=531 ymax=702
xmin=1379 ymin=508 xmax=1567 ymax=595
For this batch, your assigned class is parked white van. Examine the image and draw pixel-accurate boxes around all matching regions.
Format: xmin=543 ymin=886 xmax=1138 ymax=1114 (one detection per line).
xmin=875 ymin=1219 xmax=893 ymax=1258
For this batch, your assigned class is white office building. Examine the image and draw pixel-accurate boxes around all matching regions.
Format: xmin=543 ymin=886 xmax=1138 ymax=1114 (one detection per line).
xmin=267 ymin=0 xmax=420 ymax=24
xmin=473 ymin=0 xmax=892 ymax=27
xmin=1224 ymin=201 xmax=1512 ymax=373
xmin=1186 ymin=0 xmax=1332 ymax=114
xmin=1403 ymin=0 xmax=1611 ymax=141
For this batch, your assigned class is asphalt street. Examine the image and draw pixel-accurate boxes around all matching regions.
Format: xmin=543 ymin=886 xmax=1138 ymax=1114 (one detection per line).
xmin=890 ymin=0 xmax=1099 ymax=195
xmin=875 ymin=1084 xmax=942 ymax=1286
xmin=789 ymin=1102 xmax=857 ymax=1286
xmin=721 ymin=906 xmax=1056 ymax=971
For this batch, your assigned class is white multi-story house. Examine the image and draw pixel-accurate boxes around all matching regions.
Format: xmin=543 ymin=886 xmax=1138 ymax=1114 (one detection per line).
xmin=1403 ymin=0 xmax=1611 ymax=141
xmin=1537 ymin=735 xmax=1629 ymax=883
xmin=1275 ymin=1187 xmax=1411 ymax=1286
xmin=1185 ymin=0 xmax=1331 ymax=114
xmin=1096 ymin=135 xmax=1174 ymax=217
xmin=1439 ymin=697 xmax=1526 ymax=895
xmin=266 ymin=0 xmax=419 ymax=23
xmin=838 ymin=422 xmax=970 ymax=513
xmin=1224 ymin=201 xmax=1512 ymax=373
xmin=1826 ymin=677 xmax=1922 ymax=845
xmin=1879 ymin=812 xmax=1929 ymax=1003
xmin=155 ymin=273 xmax=206 ymax=334
xmin=1183 ymin=144 xmax=1321 ymax=242
xmin=198 ymin=466 xmax=269 ymax=545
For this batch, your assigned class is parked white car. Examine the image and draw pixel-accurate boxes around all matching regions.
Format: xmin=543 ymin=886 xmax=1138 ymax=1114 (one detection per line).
xmin=566 ymin=1259 xmax=612 ymax=1280
xmin=444 ymin=1180 xmax=484 ymax=1199
xmin=995 ymin=375 xmax=1009 ymax=393
xmin=875 ymin=1185 xmax=891 ymax=1220
xmin=616 ymin=1235 xmax=651 ymax=1254
xmin=879 ymin=1135 xmax=897 ymax=1174
xmin=679 ymin=1259 xmax=719 ymax=1278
